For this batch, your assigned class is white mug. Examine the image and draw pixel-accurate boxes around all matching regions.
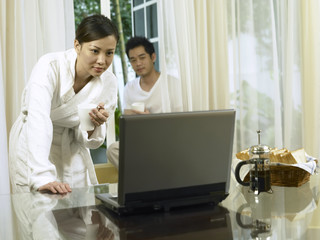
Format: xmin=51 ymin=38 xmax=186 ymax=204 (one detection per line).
xmin=78 ymin=103 xmax=97 ymax=131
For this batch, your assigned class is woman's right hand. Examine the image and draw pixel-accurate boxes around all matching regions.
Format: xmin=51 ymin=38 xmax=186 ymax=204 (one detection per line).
xmin=38 ymin=181 xmax=72 ymax=194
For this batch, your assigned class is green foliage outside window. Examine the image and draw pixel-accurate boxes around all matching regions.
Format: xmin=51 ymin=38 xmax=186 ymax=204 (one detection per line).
xmin=74 ymin=0 xmax=132 ymax=56
xmin=74 ymin=0 xmax=100 ymax=28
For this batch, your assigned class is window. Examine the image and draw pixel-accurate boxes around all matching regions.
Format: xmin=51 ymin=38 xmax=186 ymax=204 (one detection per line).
xmin=132 ymin=0 xmax=159 ymax=71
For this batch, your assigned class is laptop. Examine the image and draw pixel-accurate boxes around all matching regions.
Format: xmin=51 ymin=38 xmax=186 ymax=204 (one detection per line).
xmin=96 ymin=109 xmax=236 ymax=215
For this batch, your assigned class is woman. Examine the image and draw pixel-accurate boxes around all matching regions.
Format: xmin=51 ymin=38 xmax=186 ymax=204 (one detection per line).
xmin=9 ymin=14 xmax=119 ymax=194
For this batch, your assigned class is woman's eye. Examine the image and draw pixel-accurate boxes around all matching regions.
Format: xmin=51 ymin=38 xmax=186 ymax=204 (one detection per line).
xmin=107 ymin=51 xmax=114 ymax=56
xmin=91 ymin=49 xmax=99 ymax=54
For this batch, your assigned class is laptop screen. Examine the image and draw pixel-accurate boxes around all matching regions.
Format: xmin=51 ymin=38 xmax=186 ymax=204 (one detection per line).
xmin=118 ymin=110 xmax=236 ymax=207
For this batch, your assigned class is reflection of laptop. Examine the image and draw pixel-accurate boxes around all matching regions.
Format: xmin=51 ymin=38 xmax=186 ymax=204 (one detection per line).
xmin=97 ymin=204 xmax=233 ymax=239
xmin=96 ymin=109 xmax=236 ymax=215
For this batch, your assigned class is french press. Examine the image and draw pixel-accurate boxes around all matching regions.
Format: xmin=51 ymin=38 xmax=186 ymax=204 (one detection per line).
xmin=235 ymin=130 xmax=272 ymax=195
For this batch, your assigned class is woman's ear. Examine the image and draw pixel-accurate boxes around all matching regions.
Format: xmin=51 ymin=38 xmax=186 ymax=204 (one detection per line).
xmin=74 ymin=40 xmax=81 ymax=53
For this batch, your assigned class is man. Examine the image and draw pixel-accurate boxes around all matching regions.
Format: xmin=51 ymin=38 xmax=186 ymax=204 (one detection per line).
xmin=107 ymin=36 xmax=183 ymax=168
xmin=122 ymin=36 xmax=182 ymax=114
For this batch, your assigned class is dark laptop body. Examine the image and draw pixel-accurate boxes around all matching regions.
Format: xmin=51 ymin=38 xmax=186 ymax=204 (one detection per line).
xmin=97 ymin=109 xmax=236 ymax=215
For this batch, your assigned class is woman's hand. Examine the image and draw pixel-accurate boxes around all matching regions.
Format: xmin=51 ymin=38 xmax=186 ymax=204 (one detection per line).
xmin=89 ymin=103 xmax=109 ymax=127
xmin=38 ymin=181 xmax=72 ymax=194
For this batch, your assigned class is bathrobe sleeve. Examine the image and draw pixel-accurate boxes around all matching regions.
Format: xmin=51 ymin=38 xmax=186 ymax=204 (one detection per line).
xmin=75 ymin=125 xmax=106 ymax=150
xmin=24 ymin=57 xmax=59 ymax=190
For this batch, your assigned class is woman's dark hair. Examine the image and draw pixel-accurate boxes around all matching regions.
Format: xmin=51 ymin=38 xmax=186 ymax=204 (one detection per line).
xmin=76 ymin=14 xmax=119 ymax=44
xmin=125 ymin=36 xmax=155 ymax=58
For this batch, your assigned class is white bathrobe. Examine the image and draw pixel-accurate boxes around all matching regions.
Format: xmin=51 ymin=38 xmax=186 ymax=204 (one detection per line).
xmin=9 ymin=49 xmax=118 ymax=193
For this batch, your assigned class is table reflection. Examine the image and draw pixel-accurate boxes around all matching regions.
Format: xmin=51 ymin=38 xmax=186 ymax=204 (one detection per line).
xmin=97 ymin=203 xmax=233 ymax=240
xmin=221 ymin=176 xmax=320 ymax=239
xmin=11 ymin=185 xmax=118 ymax=240
xmin=8 ymin=175 xmax=320 ymax=240
xmin=11 ymin=185 xmax=235 ymax=240
xmin=236 ymin=193 xmax=272 ymax=239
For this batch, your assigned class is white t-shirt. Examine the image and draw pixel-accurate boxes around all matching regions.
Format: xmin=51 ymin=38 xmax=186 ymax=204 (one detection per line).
xmin=122 ymin=73 xmax=183 ymax=113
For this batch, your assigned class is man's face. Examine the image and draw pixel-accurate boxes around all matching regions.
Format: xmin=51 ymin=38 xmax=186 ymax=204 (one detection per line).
xmin=128 ymin=46 xmax=156 ymax=77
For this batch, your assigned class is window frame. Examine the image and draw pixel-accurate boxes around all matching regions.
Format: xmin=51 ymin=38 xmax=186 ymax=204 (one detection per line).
xmin=131 ymin=0 xmax=159 ymax=71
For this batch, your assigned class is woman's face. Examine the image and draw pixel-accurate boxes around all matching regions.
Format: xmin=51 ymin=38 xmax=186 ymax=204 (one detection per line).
xmin=74 ymin=35 xmax=117 ymax=79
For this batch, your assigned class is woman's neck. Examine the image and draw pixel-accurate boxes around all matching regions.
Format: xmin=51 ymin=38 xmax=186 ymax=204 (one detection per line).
xmin=73 ymin=61 xmax=93 ymax=93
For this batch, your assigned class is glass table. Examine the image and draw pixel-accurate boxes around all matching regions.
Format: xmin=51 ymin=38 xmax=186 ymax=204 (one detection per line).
xmin=2 ymin=174 xmax=320 ymax=239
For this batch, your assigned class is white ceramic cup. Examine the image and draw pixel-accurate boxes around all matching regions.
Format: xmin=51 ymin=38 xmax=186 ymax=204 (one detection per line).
xmin=131 ymin=102 xmax=145 ymax=112
xmin=78 ymin=103 xmax=97 ymax=131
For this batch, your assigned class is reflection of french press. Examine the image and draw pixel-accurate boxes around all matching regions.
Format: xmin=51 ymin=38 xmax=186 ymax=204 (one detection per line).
xmin=236 ymin=192 xmax=272 ymax=239
xmin=235 ymin=130 xmax=272 ymax=195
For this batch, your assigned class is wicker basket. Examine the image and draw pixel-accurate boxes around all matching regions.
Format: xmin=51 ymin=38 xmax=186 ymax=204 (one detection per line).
xmin=243 ymin=164 xmax=312 ymax=187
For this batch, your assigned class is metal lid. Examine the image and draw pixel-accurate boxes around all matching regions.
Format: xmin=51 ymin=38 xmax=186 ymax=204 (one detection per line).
xmin=250 ymin=144 xmax=271 ymax=154
xmin=249 ymin=130 xmax=271 ymax=154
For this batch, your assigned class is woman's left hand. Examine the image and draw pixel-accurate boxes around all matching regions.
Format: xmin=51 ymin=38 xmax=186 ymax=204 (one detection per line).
xmin=89 ymin=102 xmax=109 ymax=127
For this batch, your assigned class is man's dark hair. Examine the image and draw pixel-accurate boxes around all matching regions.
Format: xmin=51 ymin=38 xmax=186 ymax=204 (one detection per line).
xmin=125 ymin=36 xmax=155 ymax=58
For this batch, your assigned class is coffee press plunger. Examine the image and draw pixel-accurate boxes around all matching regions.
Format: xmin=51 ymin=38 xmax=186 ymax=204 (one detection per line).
xmin=235 ymin=130 xmax=273 ymax=195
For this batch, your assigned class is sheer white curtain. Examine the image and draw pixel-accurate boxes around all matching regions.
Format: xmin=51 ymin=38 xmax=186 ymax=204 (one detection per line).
xmin=0 ymin=20 xmax=10 ymax=196
xmin=1 ymin=0 xmax=75 ymax=195
xmin=228 ymin=0 xmax=320 ymax=157
xmin=0 ymin=3 xmax=13 ymax=238
xmin=301 ymin=0 xmax=320 ymax=159
xmin=158 ymin=0 xmax=230 ymax=112
xmin=159 ymin=0 xmax=320 ymax=157
xmin=228 ymin=0 xmax=287 ymax=150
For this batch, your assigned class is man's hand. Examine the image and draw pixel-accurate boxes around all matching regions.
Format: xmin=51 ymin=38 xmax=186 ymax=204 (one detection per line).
xmin=123 ymin=109 xmax=150 ymax=115
xmin=38 ymin=181 xmax=72 ymax=194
